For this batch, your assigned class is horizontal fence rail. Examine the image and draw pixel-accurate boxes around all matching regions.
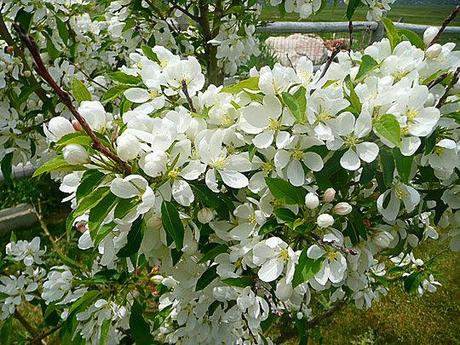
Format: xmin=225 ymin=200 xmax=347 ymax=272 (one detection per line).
xmin=257 ymin=21 xmax=460 ymax=34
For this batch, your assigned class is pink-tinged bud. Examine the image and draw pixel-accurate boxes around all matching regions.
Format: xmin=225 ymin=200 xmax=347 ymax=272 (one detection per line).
xmin=72 ymin=119 xmax=82 ymax=131
xmin=317 ymin=213 xmax=334 ymax=228
xmin=305 ymin=192 xmax=320 ymax=209
xmin=6 ymin=46 xmax=14 ymax=54
xmin=333 ymin=202 xmax=352 ymax=215
xmin=323 ymin=188 xmax=336 ymax=203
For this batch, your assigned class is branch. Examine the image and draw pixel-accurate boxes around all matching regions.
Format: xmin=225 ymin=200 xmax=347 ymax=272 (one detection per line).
xmin=170 ymin=1 xmax=200 ymax=22
xmin=181 ymin=80 xmax=196 ymax=113
xmin=318 ymin=42 xmax=344 ymax=81
xmin=307 ymin=300 xmax=346 ymax=327
xmin=13 ymin=23 xmax=131 ymax=174
xmin=429 ymin=5 xmax=460 ymax=47
xmin=14 ymin=310 xmax=39 ymax=337
xmin=348 ymin=21 xmax=353 ymax=51
xmin=436 ymin=66 xmax=460 ymax=109
xmin=0 ymin=13 xmax=56 ymax=115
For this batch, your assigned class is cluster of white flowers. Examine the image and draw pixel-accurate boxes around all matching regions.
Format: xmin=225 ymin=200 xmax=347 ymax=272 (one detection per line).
xmin=30 ymin=25 xmax=458 ymax=342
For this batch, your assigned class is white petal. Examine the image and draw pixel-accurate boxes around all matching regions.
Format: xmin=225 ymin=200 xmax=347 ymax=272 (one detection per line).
xmin=258 ymin=258 xmax=284 ymax=282
xmin=335 ymin=112 xmax=355 ymax=136
xmin=400 ymin=136 xmax=421 ymax=156
xmin=124 ymin=88 xmax=150 ymax=103
xmin=307 ymin=245 xmax=325 ymax=259
xmin=302 ymin=152 xmax=324 ymax=172
xmin=205 ymin=169 xmax=219 ymax=192
xmin=340 ymin=148 xmax=361 ymax=171
xmin=356 ymin=142 xmax=379 ymax=163
xmin=287 ymin=160 xmax=305 ymax=187
xmin=253 ymin=131 xmax=274 ymax=149
xmin=172 ymin=180 xmax=194 ymax=207
xmin=219 ymin=170 xmax=249 ymax=189
xmin=110 ymin=178 xmax=139 ymax=199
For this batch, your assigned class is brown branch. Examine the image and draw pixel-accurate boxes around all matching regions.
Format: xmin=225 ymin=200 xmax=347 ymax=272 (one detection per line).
xmin=170 ymin=1 xmax=200 ymax=22
xmin=427 ymin=72 xmax=449 ymax=89
xmin=0 ymin=13 xmax=56 ymax=115
xmin=29 ymin=325 xmax=62 ymax=345
xmin=181 ymin=80 xmax=196 ymax=112
xmin=318 ymin=42 xmax=344 ymax=81
xmin=348 ymin=21 xmax=353 ymax=51
xmin=429 ymin=5 xmax=460 ymax=47
xmin=13 ymin=23 xmax=131 ymax=174
xmin=436 ymin=66 xmax=460 ymax=109
xmin=307 ymin=301 xmax=346 ymax=327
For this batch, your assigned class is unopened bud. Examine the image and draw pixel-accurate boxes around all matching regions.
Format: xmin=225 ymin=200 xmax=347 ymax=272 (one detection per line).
xmin=6 ymin=46 xmax=14 ymax=54
xmin=317 ymin=213 xmax=334 ymax=228
xmin=425 ymin=44 xmax=442 ymax=59
xmin=150 ymin=274 xmax=164 ymax=284
xmin=23 ymin=70 xmax=31 ymax=78
xmin=72 ymin=119 xmax=82 ymax=131
xmin=323 ymin=188 xmax=336 ymax=203
xmin=333 ymin=202 xmax=352 ymax=215
xmin=305 ymin=192 xmax=320 ymax=209
xmin=197 ymin=207 xmax=214 ymax=224
xmin=63 ymin=144 xmax=90 ymax=165
xmin=423 ymin=26 xmax=439 ymax=46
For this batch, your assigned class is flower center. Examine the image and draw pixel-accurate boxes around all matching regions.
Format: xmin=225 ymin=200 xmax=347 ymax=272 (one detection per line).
xmin=327 ymin=250 xmax=338 ymax=261
xmin=292 ymin=149 xmax=304 ymax=160
xmin=434 ymin=146 xmax=444 ymax=155
xmin=168 ymin=168 xmax=180 ymax=180
xmin=344 ymin=134 xmax=359 ymax=148
xmin=262 ymin=162 xmax=273 ymax=175
xmin=222 ymin=115 xmax=233 ymax=127
xmin=394 ymin=183 xmax=408 ymax=200
xmin=406 ymin=108 xmax=418 ymax=122
xmin=212 ymin=158 xmax=226 ymax=170
xmin=248 ymin=213 xmax=257 ymax=225
xmin=392 ymin=70 xmax=409 ymax=82
xmin=149 ymin=90 xmax=159 ymax=99
xmin=268 ymin=118 xmax=282 ymax=131
xmin=317 ymin=111 xmax=332 ymax=123
xmin=278 ymin=248 xmax=290 ymax=262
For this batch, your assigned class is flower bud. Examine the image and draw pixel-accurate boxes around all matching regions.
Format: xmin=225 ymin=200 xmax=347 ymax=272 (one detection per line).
xmin=423 ymin=26 xmax=439 ymax=46
xmin=150 ymin=274 xmax=164 ymax=284
xmin=77 ymin=100 xmax=108 ymax=132
xmin=197 ymin=207 xmax=214 ymax=224
xmin=323 ymin=188 xmax=336 ymax=203
xmin=72 ymin=119 xmax=82 ymax=131
xmin=23 ymin=70 xmax=31 ymax=78
xmin=317 ymin=213 xmax=334 ymax=228
xmin=333 ymin=202 xmax=352 ymax=215
xmin=117 ymin=133 xmax=141 ymax=162
xmin=63 ymin=144 xmax=90 ymax=164
xmin=305 ymin=192 xmax=320 ymax=209
xmin=6 ymin=46 xmax=14 ymax=54
xmin=141 ymin=151 xmax=167 ymax=177
xmin=425 ymin=43 xmax=442 ymax=59
xmin=373 ymin=231 xmax=393 ymax=248
xmin=47 ymin=117 xmax=74 ymax=141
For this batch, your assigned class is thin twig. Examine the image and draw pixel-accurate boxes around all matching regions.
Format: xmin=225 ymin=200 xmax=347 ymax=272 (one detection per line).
xmin=436 ymin=66 xmax=460 ymax=109
xmin=429 ymin=5 xmax=460 ymax=47
xmin=427 ymin=72 xmax=449 ymax=89
xmin=307 ymin=300 xmax=346 ymax=327
xmin=170 ymin=1 xmax=200 ymax=22
xmin=348 ymin=21 xmax=353 ymax=51
xmin=29 ymin=325 xmax=62 ymax=345
xmin=318 ymin=42 xmax=344 ymax=81
xmin=181 ymin=80 xmax=196 ymax=112
xmin=13 ymin=23 xmax=131 ymax=174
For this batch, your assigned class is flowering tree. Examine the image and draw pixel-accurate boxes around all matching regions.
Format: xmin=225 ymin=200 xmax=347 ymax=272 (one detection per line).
xmin=1 ymin=0 xmax=460 ymax=344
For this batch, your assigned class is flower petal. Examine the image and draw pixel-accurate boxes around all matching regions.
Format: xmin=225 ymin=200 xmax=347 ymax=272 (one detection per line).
xmin=340 ymin=148 xmax=361 ymax=171
xmin=124 ymin=88 xmax=150 ymax=103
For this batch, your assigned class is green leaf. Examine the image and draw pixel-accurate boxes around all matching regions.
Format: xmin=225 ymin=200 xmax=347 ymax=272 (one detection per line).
xmin=374 ymin=114 xmax=401 ymax=147
xmin=114 ymin=197 xmax=138 ymax=219
xmin=222 ymin=276 xmax=253 ymax=288
xmin=76 ymin=170 xmax=106 ymax=201
xmin=346 ymin=0 xmax=362 ymax=20
xmin=344 ymin=209 xmax=368 ymax=245
xmin=382 ymin=18 xmax=401 ymax=50
xmin=71 ymin=79 xmax=92 ymax=103
xmin=344 ymin=75 xmax=362 ymax=114
xmin=100 ymin=85 xmax=131 ymax=103
xmin=404 ymin=272 xmax=423 ymax=294
xmin=142 ymin=45 xmax=159 ymax=62
xmin=55 ymin=16 xmax=69 ymax=44
xmin=355 ymin=55 xmax=378 ymax=82
xmin=295 ymin=319 xmax=309 ymax=345
xmin=56 ymin=132 xmax=93 ymax=149
xmin=118 ymin=216 xmax=144 ymax=257
xmin=190 ymin=183 xmax=233 ymax=220
xmin=392 ymin=148 xmax=413 ymax=183
xmin=15 ymin=9 xmax=34 ymax=32
xmin=45 ymin=34 xmax=60 ymax=60
xmin=0 ymin=317 xmax=12 ymax=345
xmin=273 ymin=208 xmax=297 ymax=223
xmin=67 ymin=187 xmax=110 ymax=230
xmin=398 ymin=29 xmax=425 ymax=49
xmin=292 ymin=250 xmax=323 ymax=287
xmin=68 ymin=290 xmax=100 ymax=315
xmin=99 ymin=319 xmax=111 ymax=345
xmin=161 ymin=201 xmax=185 ymax=251
xmin=1 ymin=152 xmax=13 ymax=183
xmin=195 ymin=265 xmax=218 ymax=291
xmin=221 ymin=77 xmax=259 ymax=94
xmin=88 ymin=193 xmax=118 ymax=239
xmin=380 ymin=149 xmax=395 ymax=188
xmin=259 ymin=218 xmax=278 ymax=236
xmin=282 ymin=88 xmax=306 ymax=124
xmin=33 ymin=156 xmax=85 ymax=177
xmin=108 ymin=72 xmax=141 ymax=85
xmin=265 ymin=177 xmax=307 ymax=205
xmin=94 ymin=222 xmax=117 ymax=246
xmin=198 ymin=244 xmax=228 ymax=264
xmin=129 ymin=300 xmax=155 ymax=345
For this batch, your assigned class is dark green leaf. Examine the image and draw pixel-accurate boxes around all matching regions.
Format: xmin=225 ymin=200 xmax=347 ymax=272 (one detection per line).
xmin=1 ymin=152 xmax=13 ymax=184
xmin=382 ymin=18 xmax=401 ymax=50
xmin=380 ymin=149 xmax=395 ymax=187
xmin=0 ymin=317 xmax=12 ymax=345
xmin=346 ymin=0 xmax=362 ymax=20
xmin=392 ymin=148 xmax=413 ymax=183
xmin=195 ymin=265 xmax=218 ymax=291
xmin=404 ymin=272 xmax=423 ymax=294
xmin=108 ymin=72 xmax=141 ymax=85
xmin=55 ymin=16 xmax=69 ymax=44
xmin=273 ymin=208 xmax=297 ymax=223
xmin=15 ymin=9 xmax=34 ymax=32
xmin=198 ymin=244 xmax=228 ymax=264
xmin=129 ymin=300 xmax=155 ymax=345
xmin=161 ymin=201 xmax=185 ymax=251
xmin=355 ymin=55 xmax=378 ymax=82
xmin=142 ymin=46 xmax=159 ymax=62
xmin=100 ymin=85 xmax=131 ymax=103
xmin=88 ymin=193 xmax=118 ymax=239
xmin=222 ymin=276 xmax=253 ymax=288
xmin=398 ymin=29 xmax=425 ymax=49
xmin=118 ymin=216 xmax=144 ymax=257
xmin=292 ymin=250 xmax=323 ymax=287
xmin=265 ymin=177 xmax=307 ymax=204
xmin=76 ymin=170 xmax=106 ymax=201
xmin=33 ymin=155 xmax=85 ymax=177
xmin=56 ymin=131 xmax=92 ymax=149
